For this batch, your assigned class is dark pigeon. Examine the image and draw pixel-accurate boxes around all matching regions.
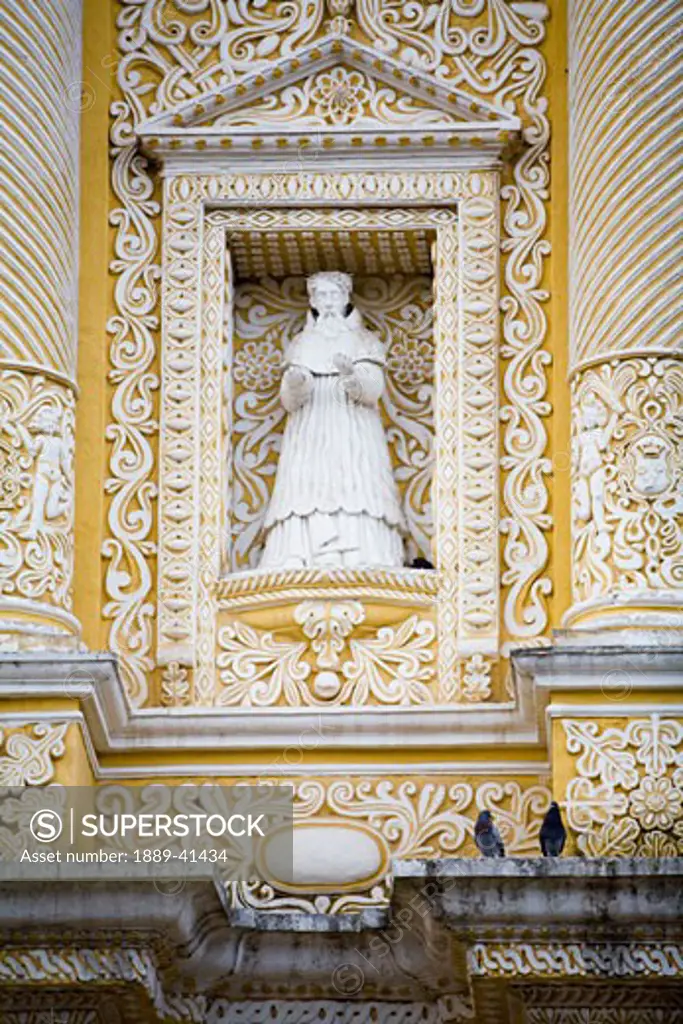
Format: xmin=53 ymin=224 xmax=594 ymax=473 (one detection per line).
xmin=539 ymin=801 xmax=567 ymax=857
xmin=474 ymin=810 xmax=505 ymax=858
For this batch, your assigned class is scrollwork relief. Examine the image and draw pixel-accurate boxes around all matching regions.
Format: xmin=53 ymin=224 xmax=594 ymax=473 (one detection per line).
xmin=0 ymin=721 xmax=68 ymax=786
xmin=469 ymin=941 xmax=683 ymax=978
xmin=104 ymin=102 xmax=160 ymax=707
xmin=232 ymin=776 xmax=551 ymax=915
xmin=214 ymin=65 xmax=454 ymax=129
xmin=216 ymin=602 xmax=436 ymax=707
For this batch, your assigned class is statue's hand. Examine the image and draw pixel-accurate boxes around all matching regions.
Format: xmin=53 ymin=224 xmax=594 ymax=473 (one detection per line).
xmin=285 ymin=366 xmax=312 ymax=390
xmin=282 ymin=366 xmax=313 ymax=409
xmin=333 ymin=353 xmax=354 ymax=376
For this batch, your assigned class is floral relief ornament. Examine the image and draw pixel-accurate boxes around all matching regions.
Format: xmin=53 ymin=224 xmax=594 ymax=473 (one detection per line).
xmin=386 ymin=329 xmax=434 ymax=390
xmin=629 ymin=775 xmax=682 ymax=831
xmin=233 ymin=339 xmax=282 ymax=393
xmin=216 ymin=602 xmax=436 ymax=707
xmin=0 ymin=722 xmax=69 ymax=787
xmin=309 ymin=67 xmax=370 ymax=125
xmin=563 ymin=715 xmax=683 ymax=856
xmin=231 ymin=777 xmax=551 ymax=916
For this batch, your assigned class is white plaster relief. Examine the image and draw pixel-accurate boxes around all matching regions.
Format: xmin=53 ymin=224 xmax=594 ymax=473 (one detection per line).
xmin=108 ymin=0 xmax=551 ymax=703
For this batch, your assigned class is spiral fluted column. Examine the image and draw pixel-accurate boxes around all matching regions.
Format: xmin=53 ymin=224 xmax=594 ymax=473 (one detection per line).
xmin=0 ymin=0 xmax=83 ymax=649
xmin=565 ymin=0 xmax=683 ymax=632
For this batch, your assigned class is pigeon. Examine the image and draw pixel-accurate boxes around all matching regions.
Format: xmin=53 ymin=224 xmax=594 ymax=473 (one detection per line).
xmin=539 ymin=801 xmax=567 ymax=857
xmin=411 ymin=557 xmax=435 ymax=570
xmin=474 ymin=810 xmax=506 ymax=858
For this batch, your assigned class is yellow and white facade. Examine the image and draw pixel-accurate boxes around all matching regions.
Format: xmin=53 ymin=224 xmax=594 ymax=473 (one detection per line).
xmin=0 ymin=0 xmax=681 ymax=1021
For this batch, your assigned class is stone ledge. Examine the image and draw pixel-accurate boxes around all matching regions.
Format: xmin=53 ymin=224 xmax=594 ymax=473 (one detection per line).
xmin=0 ymin=857 xmax=681 ymax=1003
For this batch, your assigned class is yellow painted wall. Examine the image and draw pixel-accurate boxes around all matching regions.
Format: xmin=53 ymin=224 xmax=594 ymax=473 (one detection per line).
xmin=73 ymin=0 xmax=116 ymax=651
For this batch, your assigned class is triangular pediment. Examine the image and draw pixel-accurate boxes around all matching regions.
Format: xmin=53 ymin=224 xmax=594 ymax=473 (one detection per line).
xmin=137 ymin=36 xmax=520 ymax=162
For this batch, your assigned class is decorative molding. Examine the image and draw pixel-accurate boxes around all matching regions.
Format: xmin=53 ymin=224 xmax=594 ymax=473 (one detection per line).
xmin=135 ymin=35 xmax=520 ymax=168
xmin=457 ymin=184 xmax=499 ymax=651
xmin=569 ymin=357 xmax=683 ymax=615
xmin=568 ymin=0 xmax=683 ymax=371
xmin=0 ymin=995 xmax=133 ymax=1024
xmin=160 ymin=1000 xmax=471 ymax=1024
xmin=104 ymin=105 xmax=161 ymax=707
xmin=526 ymin=1011 xmax=683 ymax=1024
xmin=562 ymin=714 xmax=683 ymax=857
xmin=518 ymin=983 xmax=683 ymax=1012
xmin=469 ymin=941 xmax=683 ymax=978
xmin=0 ymin=655 xmax=545 ymax=767
xmin=1 ymin=860 xmax=680 ymax=1006
xmin=159 ymin=194 xmax=499 ymax=705
xmin=0 ymin=0 xmax=82 ymax=380
xmin=217 ymin=566 xmax=439 ymax=610
xmin=0 ymin=948 xmax=166 ymax=1018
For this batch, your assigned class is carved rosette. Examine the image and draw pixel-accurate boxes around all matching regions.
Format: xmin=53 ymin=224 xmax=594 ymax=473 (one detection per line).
xmin=568 ymin=357 xmax=683 ymax=627
xmin=0 ymin=372 xmax=78 ymax=649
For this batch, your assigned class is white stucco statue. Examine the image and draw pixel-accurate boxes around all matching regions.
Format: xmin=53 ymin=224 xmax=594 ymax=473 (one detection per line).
xmin=260 ymin=272 xmax=405 ymax=569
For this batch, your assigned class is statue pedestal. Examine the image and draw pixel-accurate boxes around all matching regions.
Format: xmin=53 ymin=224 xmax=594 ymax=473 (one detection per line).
xmin=213 ymin=567 xmax=438 ymax=708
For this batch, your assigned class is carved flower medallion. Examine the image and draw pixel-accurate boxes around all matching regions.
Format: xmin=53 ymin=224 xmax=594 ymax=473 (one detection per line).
xmin=309 ymin=68 xmax=371 ymax=126
xmin=387 ymin=332 xmax=434 ymax=389
xmin=629 ymin=775 xmax=683 ymax=831
xmin=233 ymin=339 xmax=282 ymax=392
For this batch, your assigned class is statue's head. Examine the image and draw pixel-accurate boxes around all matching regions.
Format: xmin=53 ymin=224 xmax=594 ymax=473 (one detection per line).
xmin=307 ymin=271 xmax=353 ymax=318
xmin=580 ymin=391 xmax=607 ymax=430
xmin=32 ymin=404 xmax=60 ymax=435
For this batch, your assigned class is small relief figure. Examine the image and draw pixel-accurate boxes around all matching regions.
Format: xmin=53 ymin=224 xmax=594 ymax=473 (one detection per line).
xmin=325 ymin=0 xmax=354 ymax=34
xmin=261 ymin=271 xmax=405 ymax=569
xmin=15 ymin=404 xmax=71 ymax=539
xmin=575 ymin=391 xmax=618 ymax=537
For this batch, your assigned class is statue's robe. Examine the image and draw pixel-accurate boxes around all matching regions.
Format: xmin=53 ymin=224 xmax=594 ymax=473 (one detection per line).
xmin=261 ymin=309 xmax=405 ymax=569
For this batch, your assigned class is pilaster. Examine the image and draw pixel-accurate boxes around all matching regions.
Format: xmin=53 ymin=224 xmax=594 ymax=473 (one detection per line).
xmin=0 ymin=0 xmax=83 ymax=650
xmin=565 ymin=0 xmax=683 ymax=633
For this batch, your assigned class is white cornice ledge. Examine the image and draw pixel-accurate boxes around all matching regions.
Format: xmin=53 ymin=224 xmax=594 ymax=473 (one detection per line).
xmin=0 ymin=652 xmax=546 ymax=768
xmin=511 ymin=637 xmax=683 ymax=692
